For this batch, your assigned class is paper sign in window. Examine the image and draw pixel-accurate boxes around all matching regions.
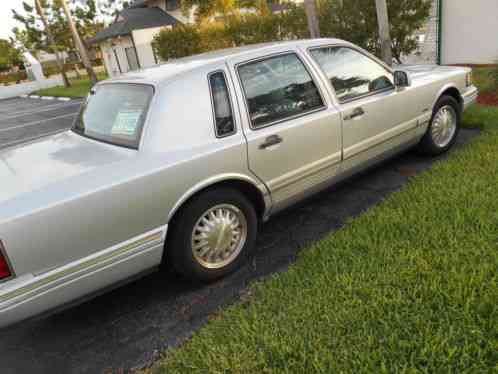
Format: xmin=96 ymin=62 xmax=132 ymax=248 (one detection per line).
xmin=112 ymin=110 xmax=141 ymax=136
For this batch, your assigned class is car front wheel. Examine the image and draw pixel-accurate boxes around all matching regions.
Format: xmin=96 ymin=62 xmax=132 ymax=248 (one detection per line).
xmin=167 ymin=188 xmax=258 ymax=282
xmin=418 ymin=95 xmax=461 ymax=156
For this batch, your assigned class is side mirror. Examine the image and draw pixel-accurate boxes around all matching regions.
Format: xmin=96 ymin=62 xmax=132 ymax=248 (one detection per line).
xmin=394 ymin=70 xmax=411 ymax=88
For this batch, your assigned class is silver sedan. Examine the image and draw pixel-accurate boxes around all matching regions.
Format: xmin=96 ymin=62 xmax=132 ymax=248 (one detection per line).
xmin=0 ymin=39 xmax=478 ymax=328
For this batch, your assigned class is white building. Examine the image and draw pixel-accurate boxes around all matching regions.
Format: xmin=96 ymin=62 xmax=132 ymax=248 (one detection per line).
xmin=90 ymin=0 xmax=303 ymax=78
xmin=439 ymin=0 xmax=498 ymax=65
xmin=408 ymin=0 xmax=498 ymax=65
xmin=89 ymin=1 xmax=181 ymax=78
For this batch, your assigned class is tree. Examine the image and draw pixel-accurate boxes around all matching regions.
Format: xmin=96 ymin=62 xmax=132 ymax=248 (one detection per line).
xmin=98 ymin=0 xmax=130 ymax=18
xmin=387 ymin=0 xmax=432 ymax=64
xmin=59 ymin=0 xmax=98 ymax=85
xmin=12 ymin=0 xmax=109 ymax=64
xmin=304 ymin=0 xmax=320 ymax=38
xmin=319 ymin=0 xmax=431 ymax=64
xmin=12 ymin=2 xmax=45 ymax=54
xmin=180 ymin=0 xmax=259 ymax=23
xmin=35 ymin=0 xmax=71 ymax=87
xmin=375 ymin=0 xmax=393 ymax=65
xmin=0 ymin=39 xmax=22 ymax=72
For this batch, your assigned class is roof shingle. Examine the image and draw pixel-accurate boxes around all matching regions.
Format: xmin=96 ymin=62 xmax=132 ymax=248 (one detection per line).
xmin=89 ymin=7 xmax=179 ymax=44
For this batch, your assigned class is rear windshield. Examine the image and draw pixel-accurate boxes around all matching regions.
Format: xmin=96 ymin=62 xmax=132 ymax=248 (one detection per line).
xmin=72 ymin=84 xmax=154 ymax=149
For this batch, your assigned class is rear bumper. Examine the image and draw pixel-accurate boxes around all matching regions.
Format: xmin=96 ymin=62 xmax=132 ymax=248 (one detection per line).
xmin=0 ymin=228 xmax=165 ymax=329
xmin=463 ymin=86 xmax=478 ymax=111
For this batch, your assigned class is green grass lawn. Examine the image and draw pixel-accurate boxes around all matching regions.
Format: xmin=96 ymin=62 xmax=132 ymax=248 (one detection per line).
xmin=472 ymin=67 xmax=497 ymax=95
xmin=35 ymin=72 xmax=108 ymax=98
xmin=145 ymin=73 xmax=498 ymax=373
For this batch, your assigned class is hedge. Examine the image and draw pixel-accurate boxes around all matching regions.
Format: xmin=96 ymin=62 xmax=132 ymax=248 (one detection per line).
xmin=0 ymin=71 xmax=28 ymax=86
xmin=153 ymin=5 xmax=307 ymax=61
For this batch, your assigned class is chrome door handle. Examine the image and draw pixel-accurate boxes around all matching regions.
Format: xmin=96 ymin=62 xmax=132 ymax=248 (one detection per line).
xmin=259 ymin=134 xmax=283 ymax=149
xmin=344 ymin=107 xmax=365 ymax=121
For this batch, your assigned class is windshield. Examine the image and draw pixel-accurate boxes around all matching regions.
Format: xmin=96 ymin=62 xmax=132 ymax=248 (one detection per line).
xmin=72 ymin=84 xmax=154 ymax=149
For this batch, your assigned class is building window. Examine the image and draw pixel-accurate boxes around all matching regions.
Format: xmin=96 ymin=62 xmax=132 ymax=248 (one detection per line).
xmin=165 ymin=0 xmax=180 ymax=11
xmin=113 ymin=49 xmax=122 ymax=74
xmin=125 ymin=47 xmax=140 ymax=71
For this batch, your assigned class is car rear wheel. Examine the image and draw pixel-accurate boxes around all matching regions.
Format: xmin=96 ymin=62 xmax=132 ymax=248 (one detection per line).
xmin=167 ymin=188 xmax=258 ymax=282
xmin=418 ymin=95 xmax=461 ymax=156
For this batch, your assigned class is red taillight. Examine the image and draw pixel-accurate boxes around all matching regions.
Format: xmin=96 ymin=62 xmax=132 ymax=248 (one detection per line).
xmin=0 ymin=241 xmax=12 ymax=280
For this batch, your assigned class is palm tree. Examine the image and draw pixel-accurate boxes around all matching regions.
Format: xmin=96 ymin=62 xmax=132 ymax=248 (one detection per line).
xmin=59 ymin=0 xmax=97 ymax=85
xmin=35 ymin=0 xmax=70 ymax=87
xmin=375 ymin=0 xmax=393 ymax=66
xmin=304 ymin=0 xmax=320 ymax=38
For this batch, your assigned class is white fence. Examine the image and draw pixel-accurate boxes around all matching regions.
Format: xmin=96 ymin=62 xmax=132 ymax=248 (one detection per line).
xmin=0 ymin=76 xmax=64 ymax=100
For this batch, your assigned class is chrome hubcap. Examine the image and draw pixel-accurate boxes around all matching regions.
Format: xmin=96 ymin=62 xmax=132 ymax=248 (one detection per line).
xmin=191 ymin=204 xmax=247 ymax=269
xmin=431 ymin=105 xmax=457 ymax=148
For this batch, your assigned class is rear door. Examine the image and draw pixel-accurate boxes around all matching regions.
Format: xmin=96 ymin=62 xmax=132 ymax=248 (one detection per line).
xmin=228 ymin=49 xmax=342 ymax=210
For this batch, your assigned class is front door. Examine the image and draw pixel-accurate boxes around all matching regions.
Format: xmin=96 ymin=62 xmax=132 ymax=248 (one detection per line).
xmin=309 ymin=46 xmax=421 ymax=162
xmin=230 ymin=50 xmax=343 ymax=209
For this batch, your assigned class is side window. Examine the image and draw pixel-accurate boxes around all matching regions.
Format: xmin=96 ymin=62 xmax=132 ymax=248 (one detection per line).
xmin=310 ymin=47 xmax=394 ymax=103
xmin=238 ymin=53 xmax=324 ymax=128
xmin=209 ymin=71 xmax=235 ymax=137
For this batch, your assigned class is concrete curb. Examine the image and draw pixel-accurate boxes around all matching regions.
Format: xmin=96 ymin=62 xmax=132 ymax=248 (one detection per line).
xmin=21 ymin=94 xmax=72 ymax=102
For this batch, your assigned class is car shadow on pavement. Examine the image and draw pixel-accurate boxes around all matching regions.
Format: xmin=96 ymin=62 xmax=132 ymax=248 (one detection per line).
xmin=0 ymin=129 xmax=480 ymax=374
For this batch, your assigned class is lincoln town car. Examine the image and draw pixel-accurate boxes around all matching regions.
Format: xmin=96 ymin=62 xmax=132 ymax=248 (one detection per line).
xmin=0 ymin=39 xmax=478 ymax=327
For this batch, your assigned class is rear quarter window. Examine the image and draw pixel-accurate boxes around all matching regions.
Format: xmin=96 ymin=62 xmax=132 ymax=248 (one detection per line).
xmin=209 ymin=71 xmax=236 ymax=137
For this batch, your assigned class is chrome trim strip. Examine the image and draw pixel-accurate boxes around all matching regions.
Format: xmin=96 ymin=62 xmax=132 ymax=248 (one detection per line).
xmin=0 ymin=230 xmax=163 ymax=305
xmin=344 ymin=121 xmax=419 ymax=161
xmin=268 ymin=152 xmax=342 ymax=193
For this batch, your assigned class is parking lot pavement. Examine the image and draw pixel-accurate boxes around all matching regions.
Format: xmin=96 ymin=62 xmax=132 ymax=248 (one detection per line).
xmin=0 ymin=97 xmax=83 ymax=149
xmin=0 ymin=111 xmax=480 ymax=374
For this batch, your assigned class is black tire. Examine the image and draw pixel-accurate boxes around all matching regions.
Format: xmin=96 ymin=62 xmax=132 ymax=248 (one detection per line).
xmin=167 ymin=188 xmax=258 ymax=282
xmin=418 ymin=95 xmax=461 ymax=156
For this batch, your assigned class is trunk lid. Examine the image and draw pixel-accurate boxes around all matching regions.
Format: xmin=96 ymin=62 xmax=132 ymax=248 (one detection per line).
xmin=0 ymin=131 xmax=135 ymax=205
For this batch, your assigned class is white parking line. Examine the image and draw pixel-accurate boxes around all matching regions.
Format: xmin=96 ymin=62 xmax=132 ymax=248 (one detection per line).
xmin=0 ymin=113 xmax=77 ymax=132
xmin=0 ymin=102 xmax=81 ymax=120
xmin=0 ymin=129 xmax=68 ymax=149
xmin=0 ymin=99 xmax=61 ymax=113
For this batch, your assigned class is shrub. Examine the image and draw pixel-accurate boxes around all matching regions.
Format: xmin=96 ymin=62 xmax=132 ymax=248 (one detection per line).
xmin=198 ymin=22 xmax=234 ymax=52
xmin=153 ymin=4 xmax=308 ymax=61
xmin=490 ymin=63 xmax=498 ymax=94
xmin=0 ymin=71 xmax=28 ymax=86
xmin=153 ymin=0 xmax=430 ymax=64
xmin=319 ymin=0 xmax=432 ymax=63
xmin=43 ymin=65 xmax=60 ymax=77
xmin=153 ymin=25 xmax=203 ymax=61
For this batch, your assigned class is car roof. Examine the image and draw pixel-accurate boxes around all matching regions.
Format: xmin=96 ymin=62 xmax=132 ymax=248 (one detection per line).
xmin=101 ymin=38 xmax=349 ymax=87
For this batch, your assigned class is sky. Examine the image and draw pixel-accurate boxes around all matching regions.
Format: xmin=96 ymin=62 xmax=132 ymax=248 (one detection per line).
xmin=0 ymin=0 xmax=30 ymax=40
xmin=0 ymin=0 xmax=113 ymax=42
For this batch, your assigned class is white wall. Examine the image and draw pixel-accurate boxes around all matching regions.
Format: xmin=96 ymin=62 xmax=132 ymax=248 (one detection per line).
xmin=442 ymin=0 xmax=498 ymax=64
xmin=132 ymin=27 xmax=169 ymax=68
xmin=0 ymin=76 xmax=63 ymax=100
xmin=100 ymin=37 xmax=135 ymax=78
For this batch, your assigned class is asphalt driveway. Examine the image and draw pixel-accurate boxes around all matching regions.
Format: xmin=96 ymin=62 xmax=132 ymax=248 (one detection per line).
xmin=0 ymin=96 xmax=82 ymax=149
xmin=0 ymin=97 xmax=480 ymax=373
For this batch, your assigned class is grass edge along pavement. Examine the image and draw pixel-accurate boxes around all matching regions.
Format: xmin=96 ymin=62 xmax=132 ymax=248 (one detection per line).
xmin=35 ymin=72 xmax=108 ymax=98
xmin=144 ymin=103 xmax=498 ymax=373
